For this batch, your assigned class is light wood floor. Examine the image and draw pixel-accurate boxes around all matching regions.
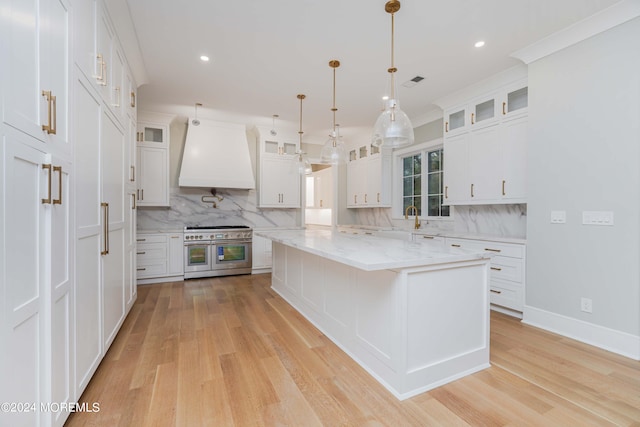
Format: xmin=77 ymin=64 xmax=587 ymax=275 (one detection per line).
xmin=66 ymin=274 xmax=640 ymax=426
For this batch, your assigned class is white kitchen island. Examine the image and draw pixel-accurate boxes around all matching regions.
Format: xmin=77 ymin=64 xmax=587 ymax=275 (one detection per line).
xmin=256 ymin=228 xmax=492 ymax=400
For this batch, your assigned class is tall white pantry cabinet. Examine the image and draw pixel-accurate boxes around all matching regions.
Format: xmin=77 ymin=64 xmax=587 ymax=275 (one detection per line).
xmin=0 ymin=0 xmax=138 ymax=425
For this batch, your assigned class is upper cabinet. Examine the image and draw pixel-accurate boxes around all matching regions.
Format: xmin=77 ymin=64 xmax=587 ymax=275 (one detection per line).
xmin=441 ymin=78 xmax=528 ymax=206
xmin=443 ymin=80 xmax=528 ymax=136
xmin=346 ymin=143 xmax=391 ymax=208
xmin=136 ymin=117 xmax=171 ymax=207
xmin=2 ymin=0 xmax=71 ymax=156
xmin=254 ymin=126 xmax=301 ymax=208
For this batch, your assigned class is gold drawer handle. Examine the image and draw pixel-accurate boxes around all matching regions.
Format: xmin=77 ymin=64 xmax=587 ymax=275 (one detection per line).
xmin=53 ymin=166 xmax=62 ymax=205
xmin=42 ymin=164 xmax=52 ymax=204
xmin=422 ymin=236 xmax=434 ymax=240
xmin=445 ymin=121 xmax=449 ymax=133
xmin=451 ymin=244 xmax=461 ymax=248
xmin=137 ymin=251 xmax=146 ymax=255
xmin=490 ymin=267 xmax=502 ymax=271
xmin=490 ymin=289 xmax=502 ymax=294
xmin=137 ymin=267 xmax=146 ymax=271
xmin=485 ymin=248 xmax=501 ymax=253
xmin=137 ymin=238 xmax=146 ymax=242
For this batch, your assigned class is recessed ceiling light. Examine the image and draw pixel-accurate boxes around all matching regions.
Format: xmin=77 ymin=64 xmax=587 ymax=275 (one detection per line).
xmin=474 ymin=41 xmax=485 ymax=48
xmin=200 ymin=55 xmax=210 ymax=62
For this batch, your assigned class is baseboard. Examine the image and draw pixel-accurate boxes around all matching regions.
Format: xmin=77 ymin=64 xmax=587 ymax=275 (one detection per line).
xmin=523 ymin=305 xmax=640 ymax=360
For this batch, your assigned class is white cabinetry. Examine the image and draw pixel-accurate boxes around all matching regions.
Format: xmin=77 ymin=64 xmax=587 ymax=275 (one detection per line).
xmin=136 ymin=119 xmax=170 ymax=207
xmin=2 ymin=0 xmax=71 ymax=156
xmin=136 ymin=232 xmax=184 ymax=284
xmin=347 ymin=144 xmax=391 ymax=208
xmin=310 ymin=167 xmax=333 ymax=209
xmin=446 ymin=237 xmax=525 ymax=315
xmin=252 ymin=233 xmax=273 ymax=273
xmin=442 ymin=79 xmax=528 ymax=205
xmin=255 ymin=127 xmax=301 ymax=208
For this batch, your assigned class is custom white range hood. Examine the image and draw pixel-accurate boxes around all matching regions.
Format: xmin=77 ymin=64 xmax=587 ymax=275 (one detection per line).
xmin=179 ymin=119 xmax=255 ymax=189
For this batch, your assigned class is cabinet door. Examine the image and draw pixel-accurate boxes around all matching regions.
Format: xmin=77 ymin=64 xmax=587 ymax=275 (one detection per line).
xmin=167 ymin=233 xmax=184 ymax=275
xmin=470 ymin=92 xmax=499 ymax=130
xmin=124 ymin=191 xmax=136 ymax=310
xmin=50 ymin=154 xmax=72 ymax=427
xmin=1 ymin=136 xmax=50 ymax=427
xmin=260 ymin=156 xmax=300 ymax=207
xmin=73 ymin=0 xmax=98 ymax=82
xmin=443 ymin=133 xmax=469 ymax=204
xmin=502 ymin=82 xmax=528 ymax=119
xmin=315 ymin=167 xmax=333 ymax=209
xmin=137 ymin=122 xmax=168 ymax=147
xmin=443 ymin=105 xmax=467 ymax=136
xmin=96 ymin=5 xmax=114 ymax=102
xmin=501 ymin=117 xmax=527 ymax=201
xmin=101 ymin=111 xmax=125 ymax=349
xmin=367 ymin=154 xmax=391 ymax=207
xmin=111 ymin=47 xmax=125 ymax=120
xmin=137 ymin=146 xmax=169 ymax=206
xmin=468 ymin=124 xmax=502 ymax=201
xmin=347 ymin=159 xmax=367 ymax=207
xmin=74 ymin=77 xmax=102 ymax=394
xmin=3 ymin=0 xmax=71 ymax=152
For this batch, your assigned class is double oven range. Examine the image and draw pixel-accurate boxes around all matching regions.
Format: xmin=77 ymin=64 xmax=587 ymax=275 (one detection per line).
xmin=183 ymin=225 xmax=252 ymax=279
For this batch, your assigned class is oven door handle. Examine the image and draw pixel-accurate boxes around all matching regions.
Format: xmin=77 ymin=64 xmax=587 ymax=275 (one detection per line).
xmin=184 ymin=242 xmax=211 ymax=246
xmin=214 ymin=239 xmax=252 ymax=244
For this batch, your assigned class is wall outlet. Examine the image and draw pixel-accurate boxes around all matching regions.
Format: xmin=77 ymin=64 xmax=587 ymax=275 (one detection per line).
xmin=582 ymin=211 xmax=614 ymax=226
xmin=551 ymin=210 xmax=566 ymax=224
xmin=580 ymin=297 xmax=593 ymax=313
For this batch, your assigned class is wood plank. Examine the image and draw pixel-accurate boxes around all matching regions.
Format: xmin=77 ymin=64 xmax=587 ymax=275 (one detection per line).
xmin=66 ymin=276 xmax=640 ymax=427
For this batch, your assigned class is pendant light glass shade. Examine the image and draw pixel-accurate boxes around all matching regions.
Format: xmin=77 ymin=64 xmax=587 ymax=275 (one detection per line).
xmin=321 ymin=125 xmax=346 ymax=165
xmin=293 ymin=94 xmax=312 ymax=175
xmin=321 ymin=60 xmax=346 ymax=165
xmin=372 ymin=0 xmax=414 ymax=148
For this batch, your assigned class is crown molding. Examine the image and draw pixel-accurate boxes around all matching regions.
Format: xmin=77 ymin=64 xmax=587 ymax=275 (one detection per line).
xmin=511 ymin=0 xmax=640 ymax=64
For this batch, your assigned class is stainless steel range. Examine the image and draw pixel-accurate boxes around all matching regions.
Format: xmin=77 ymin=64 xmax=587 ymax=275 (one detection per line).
xmin=183 ymin=225 xmax=252 ymax=279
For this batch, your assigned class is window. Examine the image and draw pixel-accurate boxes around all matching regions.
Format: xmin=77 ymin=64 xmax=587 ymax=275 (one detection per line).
xmin=402 ymin=154 xmax=422 ymax=216
xmin=396 ymin=142 xmax=450 ymax=219
xmin=426 ymin=148 xmax=449 ymax=217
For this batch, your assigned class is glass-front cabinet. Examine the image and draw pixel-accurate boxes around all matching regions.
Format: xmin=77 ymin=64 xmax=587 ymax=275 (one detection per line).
xmin=136 ymin=121 xmax=168 ymax=147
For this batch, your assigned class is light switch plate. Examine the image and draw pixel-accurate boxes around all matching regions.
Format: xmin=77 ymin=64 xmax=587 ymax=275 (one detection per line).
xmin=582 ymin=211 xmax=614 ymax=226
xmin=551 ymin=211 xmax=566 ymax=224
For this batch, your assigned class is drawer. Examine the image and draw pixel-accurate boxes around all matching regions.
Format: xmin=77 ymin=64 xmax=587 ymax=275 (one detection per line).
xmin=135 ymin=234 xmax=166 ymax=244
xmin=136 ymin=260 xmax=167 ymax=278
xmin=490 ymin=280 xmax=523 ymax=311
xmin=446 ymin=238 xmax=524 ymax=259
xmin=136 ymin=245 xmax=167 ymax=260
xmin=489 ymin=256 xmax=523 ymax=283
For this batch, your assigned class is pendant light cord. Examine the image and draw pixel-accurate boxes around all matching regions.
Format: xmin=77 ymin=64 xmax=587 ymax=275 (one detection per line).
xmin=297 ymin=94 xmax=305 ymax=145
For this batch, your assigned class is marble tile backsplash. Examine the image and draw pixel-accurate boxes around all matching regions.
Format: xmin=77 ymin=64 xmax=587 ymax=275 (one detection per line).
xmin=352 ymin=204 xmax=526 ymax=238
xmin=137 ymin=189 xmax=298 ymax=231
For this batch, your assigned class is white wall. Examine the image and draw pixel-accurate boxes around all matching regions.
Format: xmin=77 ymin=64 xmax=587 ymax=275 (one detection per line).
xmin=526 ymin=18 xmax=640 ymax=341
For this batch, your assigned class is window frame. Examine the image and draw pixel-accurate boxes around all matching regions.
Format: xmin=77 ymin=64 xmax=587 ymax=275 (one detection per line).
xmin=392 ymin=138 xmax=453 ymax=221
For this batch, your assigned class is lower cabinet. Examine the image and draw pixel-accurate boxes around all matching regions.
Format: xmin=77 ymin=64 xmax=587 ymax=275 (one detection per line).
xmin=136 ymin=232 xmax=184 ymax=283
xmin=252 ymin=233 xmax=273 ymax=273
xmin=445 ymin=237 xmax=525 ymax=315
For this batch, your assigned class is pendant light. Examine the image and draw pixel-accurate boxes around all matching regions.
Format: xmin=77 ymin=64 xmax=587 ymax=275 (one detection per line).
xmin=191 ymin=102 xmax=202 ymax=126
xmin=321 ymin=60 xmax=346 ymax=165
xmin=294 ymin=94 xmax=312 ymax=175
xmin=371 ymin=0 xmax=414 ymax=148
xmin=270 ymin=114 xmax=279 ymax=136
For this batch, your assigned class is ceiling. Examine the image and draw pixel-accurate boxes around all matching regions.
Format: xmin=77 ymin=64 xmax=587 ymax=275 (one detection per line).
xmin=125 ymin=0 xmax=620 ymax=143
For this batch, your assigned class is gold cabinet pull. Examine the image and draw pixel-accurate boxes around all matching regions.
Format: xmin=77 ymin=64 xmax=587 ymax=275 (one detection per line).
xmin=101 ymin=202 xmax=109 ymax=255
xmin=451 ymin=244 xmax=461 ymax=248
xmin=94 ymin=54 xmax=104 ymax=83
xmin=471 ymin=183 xmax=474 ymax=197
xmin=422 ymin=235 xmax=435 ymax=240
xmin=445 ymin=185 xmax=448 ymax=199
xmin=101 ymin=60 xmax=107 ymax=87
xmin=53 ymin=166 xmax=62 ymax=205
xmin=471 ymin=112 xmax=475 ymax=125
xmin=502 ymin=180 xmax=506 ymax=196
xmin=130 ymin=91 xmax=136 ymax=108
xmin=51 ymin=94 xmax=57 ymax=135
xmin=320 ymin=199 xmax=323 ymax=208
xmin=354 ymin=195 xmax=357 ymax=204
xmin=377 ymin=192 xmax=380 ymax=203
xmin=364 ymin=194 xmax=368 ymax=204
xmin=445 ymin=121 xmax=449 ymax=133
xmin=113 ymin=86 xmax=121 ymax=107
xmin=502 ymin=101 xmax=506 ymax=115
xmin=130 ymin=165 xmax=135 ymax=182
xmin=484 ymin=248 xmax=501 ymax=253
xmin=490 ymin=266 xmax=502 ymax=271
xmin=41 ymin=91 xmax=57 ymax=134
xmin=141 ymin=189 xmax=144 ymax=200
xmin=136 ymin=251 xmax=145 ymax=255
xmin=490 ymin=289 xmax=502 ymax=294
xmin=137 ymin=267 xmax=146 ymax=271
xmin=42 ymin=164 xmax=52 ymax=204
xmin=131 ymin=193 xmax=136 ymax=210
xmin=136 ymin=238 xmax=146 ymax=242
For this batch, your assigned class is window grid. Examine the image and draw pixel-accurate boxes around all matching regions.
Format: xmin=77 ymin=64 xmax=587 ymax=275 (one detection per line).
xmin=402 ymin=154 xmax=421 ymax=217
xmin=426 ymin=148 xmax=449 ymax=218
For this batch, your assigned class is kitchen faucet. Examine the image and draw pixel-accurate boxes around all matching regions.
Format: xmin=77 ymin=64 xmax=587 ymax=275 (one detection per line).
xmin=405 ymin=205 xmax=420 ymax=230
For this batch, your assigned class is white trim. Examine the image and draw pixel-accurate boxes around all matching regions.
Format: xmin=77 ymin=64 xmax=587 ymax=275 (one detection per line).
xmin=522 ymin=305 xmax=640 ymax=361
xmin=392 ymin=139 xmax=453 ymax=221
xmin=510 ymin=0 xmax=640 ymax=64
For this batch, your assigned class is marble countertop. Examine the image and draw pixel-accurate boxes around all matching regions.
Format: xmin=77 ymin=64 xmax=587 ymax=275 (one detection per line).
xmin=137 ymin=229 xmax=184 ymax=234
xmin=336 ymin=225 xmax=526 ymax=244
xmin=256 ymin=229 xmax=491 ymax=272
